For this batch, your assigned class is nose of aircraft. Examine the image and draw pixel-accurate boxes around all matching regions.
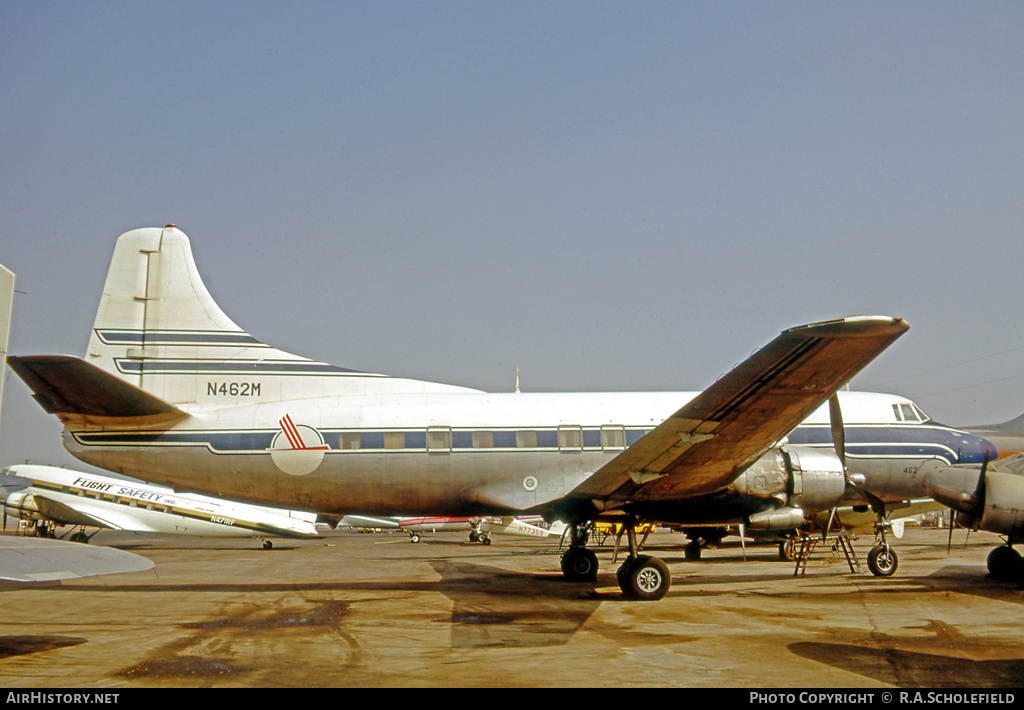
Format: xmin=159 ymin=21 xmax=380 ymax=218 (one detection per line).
xmin=949 ymin=430 xmax=998 ymax=465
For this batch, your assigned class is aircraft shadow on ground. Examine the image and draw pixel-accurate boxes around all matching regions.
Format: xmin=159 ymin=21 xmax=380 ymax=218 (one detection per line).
xmin=789 ymin=641 xmax=1024 ymax=687
xmin=0 ymin=635 xmax=86 ymax=660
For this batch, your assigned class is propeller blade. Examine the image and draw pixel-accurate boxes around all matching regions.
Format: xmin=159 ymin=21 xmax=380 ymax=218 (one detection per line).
xmin=971 ymin=453 xmax=990 ymax=526
xmin=829 ymin=394 xmax=846 ymax=469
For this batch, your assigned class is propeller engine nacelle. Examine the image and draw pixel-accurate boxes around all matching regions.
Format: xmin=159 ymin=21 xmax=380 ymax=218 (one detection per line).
xmin=734 ymin=445 xmax=847 ymax=528
xmin=923 ymin=460 xmax=1024 ymax=539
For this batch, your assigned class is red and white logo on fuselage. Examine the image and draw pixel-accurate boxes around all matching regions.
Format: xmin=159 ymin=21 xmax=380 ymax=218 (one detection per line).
xmin=269 ymin=414 xmax=328 ymax=476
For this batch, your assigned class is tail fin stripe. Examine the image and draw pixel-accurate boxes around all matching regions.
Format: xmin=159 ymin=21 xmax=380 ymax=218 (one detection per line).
xmin=114 ymin=360 xmax=372 ymax=376
xmin=96 ymin=330 xmax=265 ymax=347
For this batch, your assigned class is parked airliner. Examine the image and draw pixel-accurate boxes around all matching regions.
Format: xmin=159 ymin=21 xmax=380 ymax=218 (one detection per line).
xmin=1 ymin=464 xmax=319 ymax=547
xmin=5 ymin=226 xmax=994 ymax=599
xmin=340 ymin=514 xmax=563 ymax=543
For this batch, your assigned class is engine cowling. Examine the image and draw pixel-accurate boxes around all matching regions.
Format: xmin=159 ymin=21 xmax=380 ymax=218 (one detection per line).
xmin=733 ymin=445 xmax=847 ymax=528
xmin=923 ymin=460 xmax=1024 ymax=539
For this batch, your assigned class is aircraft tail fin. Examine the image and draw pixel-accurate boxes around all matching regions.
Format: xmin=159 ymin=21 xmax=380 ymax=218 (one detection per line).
xmin=81 ymin=225 xmax=370 ymax=404
xmin=973 ymin=412 xmax=1024 ymax=435
xmin=0 ymin=262 xmax=14 ymax=435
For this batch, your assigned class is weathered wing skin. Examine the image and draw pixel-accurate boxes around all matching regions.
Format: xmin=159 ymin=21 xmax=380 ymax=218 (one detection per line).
xmin=0 ymin=536 xmax=154 ymax=583
xmin=30 ymin=494 xmax=122 ymax=529
xmin=6 ymin=355 xmax=186 ymax=421
xmin=568 ymin=316 xmax=909 ymax=507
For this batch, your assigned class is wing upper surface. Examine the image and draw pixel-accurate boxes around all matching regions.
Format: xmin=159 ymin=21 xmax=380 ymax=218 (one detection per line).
xmin=31 ymin=495 xmax=155 ymax=532
xmin=568 ymin=316 xmax=908 ymax=507
xmin=0 ymin=536 xmax=154 ymax=582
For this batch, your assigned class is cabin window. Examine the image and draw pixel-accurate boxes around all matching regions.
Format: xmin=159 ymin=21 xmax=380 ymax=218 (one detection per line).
xmin=427 ymin=427 xmax=452 ymax=453
xmin=558 ymin=426 xmax=583 ymax=452
xmin=516 ymin=430 xmax=537 ymax=448
xmin=601 ymin=426 xmax=626 ymax=450
xmin=472 ymin=431 xmax=493 ymax=449
xmin=340 ymin=432 xmax=361 ymax=450
xmin=384 ymin=432 xmax=406 ymax=450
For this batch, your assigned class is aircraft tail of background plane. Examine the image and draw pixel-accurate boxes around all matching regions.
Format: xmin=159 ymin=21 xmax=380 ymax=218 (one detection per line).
xmin=0 ymin=262 xmax=14 ymax=433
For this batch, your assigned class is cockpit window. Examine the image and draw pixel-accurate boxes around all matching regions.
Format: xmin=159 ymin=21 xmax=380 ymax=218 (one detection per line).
xmin=892 ymin=402 xmax=930 ymax=422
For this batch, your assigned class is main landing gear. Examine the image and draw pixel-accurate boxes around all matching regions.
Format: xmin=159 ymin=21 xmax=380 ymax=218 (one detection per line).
xmin=560 ymin=520 xmax=672 ymax=601
xmin=986 ymin=544 xmax=1022 ymax=581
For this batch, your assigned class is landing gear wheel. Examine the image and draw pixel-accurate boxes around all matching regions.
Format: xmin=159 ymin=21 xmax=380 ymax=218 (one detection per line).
xmin=70 ymin=531 xmax=89 ymax=544
xmin=684 ymin=540 xmax=702 ymax=560
xmin=410 ymin=534 xmax=421 ymax=543
xmin=617 ymin=555 xmax=671 ymax=601
xmin=481 ymin=535 xmax=491 ymax=546
xmin=867 ymin=544 xmax=898 ymax=577
xmin=986 ymin=546 xmax=1022 ymax=580
xmin=779 ymin=540 xmax=795 ymax=561
xmin=560 ymin=547 xmax=598 ymax=581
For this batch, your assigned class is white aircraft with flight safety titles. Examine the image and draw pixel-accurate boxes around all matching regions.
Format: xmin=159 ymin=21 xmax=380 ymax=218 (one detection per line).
xmin=1 ymin=463 xmax=319 ymax=548
xmin=5 ymin=226 xmax=997 ymax=599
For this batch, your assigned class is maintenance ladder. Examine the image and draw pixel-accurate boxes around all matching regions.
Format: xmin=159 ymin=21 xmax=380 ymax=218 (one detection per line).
xmin=793 ymin=527 xmax=861 ymax=576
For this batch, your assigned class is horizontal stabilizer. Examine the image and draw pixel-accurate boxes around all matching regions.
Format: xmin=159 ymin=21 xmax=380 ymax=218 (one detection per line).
xmin=7 ymin=355 xmax=187 ymax=420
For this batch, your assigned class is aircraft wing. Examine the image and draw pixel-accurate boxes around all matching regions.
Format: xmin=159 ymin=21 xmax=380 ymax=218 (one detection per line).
xmin=568 ymin=316 xmax=908 ymax=507
xmin=30 ymin=494 xmax=159 ymax=532
xmin=0 ymin=536 xmax=154 ymax=582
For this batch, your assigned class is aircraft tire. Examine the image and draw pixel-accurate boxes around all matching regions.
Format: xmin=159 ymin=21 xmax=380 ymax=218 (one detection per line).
xmin=617 ymin=555 xmax=671 ymax=601
xmin=867 ymin=544 xmax=898 ymax=577
xmin=986 ymin=545 xmax=1022 ymax=580
xmin=560 ymin=547 xmax=598 ymax=581
xmin=779 ymin=540 xmax=795 ymax=561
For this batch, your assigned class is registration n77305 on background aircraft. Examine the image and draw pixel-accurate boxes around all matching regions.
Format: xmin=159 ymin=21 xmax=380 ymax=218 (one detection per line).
xmin=7 ymin=226 xmax=933 ymax=599
xmin=1 ymin=463 xmax=318 ymax=548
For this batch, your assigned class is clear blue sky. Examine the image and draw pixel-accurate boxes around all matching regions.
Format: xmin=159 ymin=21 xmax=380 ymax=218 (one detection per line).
xmin=2 ymin=1 xmax=1023 ymax=470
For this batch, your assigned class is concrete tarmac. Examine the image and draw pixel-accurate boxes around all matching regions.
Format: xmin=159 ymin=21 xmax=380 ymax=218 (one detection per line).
xmin=0 ymin=526 xmax=1021 ymax=688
